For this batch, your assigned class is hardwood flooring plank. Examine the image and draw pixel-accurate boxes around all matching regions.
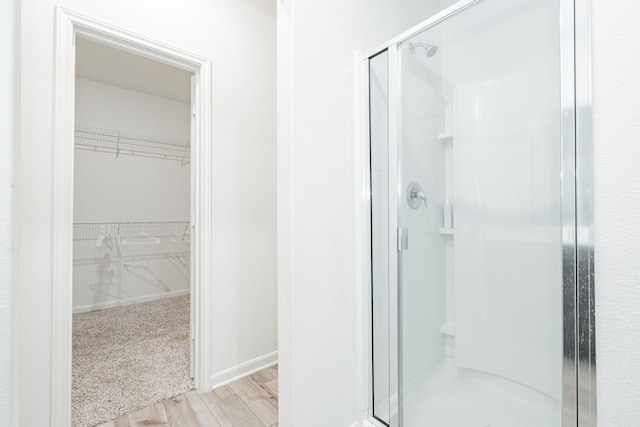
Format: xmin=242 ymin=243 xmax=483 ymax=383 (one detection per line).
xmin=199 ymin=389 xmax=221 ymax=405
xmin=247 ymin=396 xmax=278 ymax=426
xmin=228 ymin=377 xmax=272 ymax=403
xmin=165 ymin=390 xmax=221 ymax=427
xmin=128 ymin=402 xmax=170 ymax=426
xmin=98 ymin=367 xmax=277 ymax=427
xmin=96 ymin=414 xmax=130 ymax=427
xmin=251 ymin=366 xmax=278 ymax=385
xmin=208 ymin=395 xmax=265 ymax=427
xmin=263 ymin=379 xmax=278 ymax=397
xmin=213 ymin=385 xmax=235 ymax=399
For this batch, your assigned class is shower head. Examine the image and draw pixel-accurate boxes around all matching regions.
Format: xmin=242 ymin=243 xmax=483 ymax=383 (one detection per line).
xmin=409 ymin=42 xmax=438 ymax=58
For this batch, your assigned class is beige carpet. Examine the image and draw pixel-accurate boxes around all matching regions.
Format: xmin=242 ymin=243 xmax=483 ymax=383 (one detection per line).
xmin=72 ymin=295 xmax=194 ymax=427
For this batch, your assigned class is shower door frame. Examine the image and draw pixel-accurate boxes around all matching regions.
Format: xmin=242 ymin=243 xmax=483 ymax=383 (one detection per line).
xmin=360 ymin=0 xmax=596 ymax=426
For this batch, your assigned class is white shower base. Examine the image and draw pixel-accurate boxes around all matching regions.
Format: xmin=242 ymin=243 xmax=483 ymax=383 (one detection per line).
xmin=401 ymin=357 xmax=561 ymax=427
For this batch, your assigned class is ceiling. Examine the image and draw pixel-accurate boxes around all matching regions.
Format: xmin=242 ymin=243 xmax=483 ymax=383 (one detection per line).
xmin=75 ymin=37 xmax=192 ymax=103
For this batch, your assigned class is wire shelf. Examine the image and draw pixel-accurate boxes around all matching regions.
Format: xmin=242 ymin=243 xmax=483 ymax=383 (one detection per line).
xmin=73 ymin=221 xmax=190 ymax=262
xmin=75 ymin=124 xmax=190 ymax=165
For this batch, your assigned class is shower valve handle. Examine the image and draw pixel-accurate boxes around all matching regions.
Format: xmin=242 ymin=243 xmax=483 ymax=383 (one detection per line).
xmin=407 ymin=181 xmax=427 ymax=209
xmin=412 ymin=189 xmax=427 ymax=205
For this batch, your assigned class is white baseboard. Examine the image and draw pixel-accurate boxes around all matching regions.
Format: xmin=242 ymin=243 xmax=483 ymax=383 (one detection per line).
xmin=211 ymin=351 xmax=278 ymax=389
xmin=72 ymin=288 xmax=190 ymax=313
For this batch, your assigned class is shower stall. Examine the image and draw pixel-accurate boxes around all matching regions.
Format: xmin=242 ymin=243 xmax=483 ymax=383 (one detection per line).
xmin=366 ymin=0 xmax=595 ymax=426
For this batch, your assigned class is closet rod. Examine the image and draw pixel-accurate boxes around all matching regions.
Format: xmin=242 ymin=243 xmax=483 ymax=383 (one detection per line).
xmin=74 ymin=147 xmax=190 ymax=163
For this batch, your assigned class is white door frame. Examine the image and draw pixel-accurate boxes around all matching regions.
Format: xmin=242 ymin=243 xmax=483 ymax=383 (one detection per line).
xmin=52 ymin=7 xmax=213 ymax=426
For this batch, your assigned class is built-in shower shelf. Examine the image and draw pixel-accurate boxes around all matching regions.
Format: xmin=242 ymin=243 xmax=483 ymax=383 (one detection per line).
xmin=440 ymin=323 xmax=455 ymax=337
xmin=439 ymin=228 xmax=454 ymax=235
xmin=438 ymin=131 xmax=453 ymax=141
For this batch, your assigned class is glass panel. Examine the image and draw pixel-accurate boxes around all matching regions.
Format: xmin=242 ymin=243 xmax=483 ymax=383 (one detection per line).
xmin=397 ymin=0 xmax=562 ymax=426
xmin=370 ymin=50 xmax=391 ymax=425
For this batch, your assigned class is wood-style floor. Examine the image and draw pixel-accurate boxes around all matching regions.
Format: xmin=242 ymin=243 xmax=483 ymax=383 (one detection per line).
xmin=97 ymin=365 xmax=278 ymax=427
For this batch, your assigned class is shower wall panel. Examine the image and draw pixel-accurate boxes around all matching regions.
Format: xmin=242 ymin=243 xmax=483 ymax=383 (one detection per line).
xmin=453 ymin=76 xmax=562 ymax=398
xmin=446 ymin=0 xmax=562 ymax=399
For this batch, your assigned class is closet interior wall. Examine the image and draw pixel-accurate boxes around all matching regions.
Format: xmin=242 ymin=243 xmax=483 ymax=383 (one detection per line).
xmin=73 ymin=77 xmax=191 ymax=313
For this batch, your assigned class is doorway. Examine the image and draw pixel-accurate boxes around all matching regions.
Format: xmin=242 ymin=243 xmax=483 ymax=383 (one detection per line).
xmin=52 ymin=8 xmax=214 ymax=426
xmin=71 ymin=37 xmax=193 ymax=426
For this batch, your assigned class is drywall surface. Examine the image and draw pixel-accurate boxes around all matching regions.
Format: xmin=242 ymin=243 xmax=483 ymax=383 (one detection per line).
xmin=73 ymin=78 xmax=190 ymax=312
xmin=18 ymin=1 xmax=276 ymax=425
xmin=277 ymin=0 xmax=441 ymax=425
xmin=592 ymin=1 xmax=640 ymax=425
xmin=0 ymin=0 xmax=16 ymax=425
xmin=276 ymin=2 xmax=294 ymax=426
xmin=74 ymin=78 xmax=190 ymax=223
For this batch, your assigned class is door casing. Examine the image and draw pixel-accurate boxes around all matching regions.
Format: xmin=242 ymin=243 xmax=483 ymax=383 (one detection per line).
xmin=52 ymin=7 xmax=214 ymax=426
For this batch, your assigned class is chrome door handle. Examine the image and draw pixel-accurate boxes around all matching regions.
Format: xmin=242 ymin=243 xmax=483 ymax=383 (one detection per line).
xmin=398 ymin=227 xmax=409 ymax=252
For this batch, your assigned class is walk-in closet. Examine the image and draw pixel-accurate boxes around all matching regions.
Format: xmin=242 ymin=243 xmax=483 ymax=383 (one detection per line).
xmin=72 ymin=37 xmax=194 ymax=427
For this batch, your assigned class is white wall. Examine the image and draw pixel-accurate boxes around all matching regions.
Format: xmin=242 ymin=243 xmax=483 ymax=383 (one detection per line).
xmin=74 ymin=78 xmax=190 ymax=224
xmin=73 ymin=78 xmax=190 ymax=312
xmin=18 ymin=1 xmax=276 ymax=425
xmin=0 ymin=0 xmax=16 ymax=425
xmin=277 ymin=1 xmax=441 ymax=425
xmin=592 ymin=1 xmax=640 ymax=425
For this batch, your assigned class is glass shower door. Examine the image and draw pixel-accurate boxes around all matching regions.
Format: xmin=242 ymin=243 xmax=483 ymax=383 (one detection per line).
xmin=396 ymin=0 xmax=563 ymax=426
xmin=370 ymin=50 xmax=391 ymax=425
